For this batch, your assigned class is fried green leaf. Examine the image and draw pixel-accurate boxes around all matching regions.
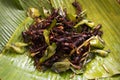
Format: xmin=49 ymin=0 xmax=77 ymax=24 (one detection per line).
xmin=43 ymin=29 xmax=50 ymax=45
xmin=91 ymin=49 xmax=110 ymax=57
xmin=90 ymin=36 xmax=105 ymax=49
xmin=43 ymin=19 xmax=57 ymax=45
xmin=74 ymin=19 xmax=95 ymax=28
xmin=51 ymin=59 xmax=71 ymax=73
xmin=27 ymin=8 xmax=40 ymax=18
xmin=39 ymin=43 xmax=57 ymax=63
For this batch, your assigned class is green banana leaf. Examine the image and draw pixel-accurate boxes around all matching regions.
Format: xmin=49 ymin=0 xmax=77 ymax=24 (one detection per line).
xmin=0 ymin=0 xmax=120 ymax=80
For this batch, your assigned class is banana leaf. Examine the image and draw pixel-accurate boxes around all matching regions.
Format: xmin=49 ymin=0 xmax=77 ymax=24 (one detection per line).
xmin=0 ymin=0 xmax=120 ymax=80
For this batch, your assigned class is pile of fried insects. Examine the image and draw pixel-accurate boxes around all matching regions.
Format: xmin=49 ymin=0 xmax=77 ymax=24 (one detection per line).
xmin=21 ymin=1 xmax=110 ymax=74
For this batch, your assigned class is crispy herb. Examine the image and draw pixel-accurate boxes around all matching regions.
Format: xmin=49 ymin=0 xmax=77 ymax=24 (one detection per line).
xmin=90 ymin=35 xmax=105 ymax=49
xmin=39 ymin=43 xmax=57 ymax=63
xmin=6 ymin=42 xmax=28 ymax=53
xmin=43 ymin=29 xmax=50 ymax=45
xmin=27 ymin=8 xmax=40 ymax=18
xmin=51 ymin=59 xmax=71 ymax=73
xmin=91 ymin=49 xmax=110 ymax=57
xmin=22 ymin=1 xmax=109 ymax=73
xmin=74 ymin=19 xmax=95 ymax=28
